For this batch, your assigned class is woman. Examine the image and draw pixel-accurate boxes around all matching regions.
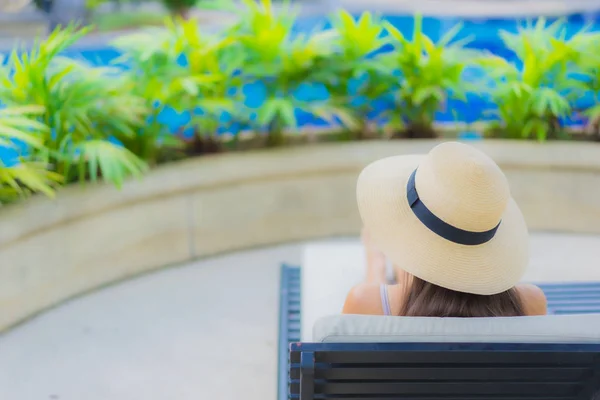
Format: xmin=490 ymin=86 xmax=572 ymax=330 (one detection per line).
xmin=343 ymin=142 xmax=547 ymax=317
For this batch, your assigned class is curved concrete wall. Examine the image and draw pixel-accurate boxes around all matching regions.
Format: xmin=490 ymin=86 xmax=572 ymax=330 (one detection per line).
xmin=1 ymin=140 xmax=600 ymax=331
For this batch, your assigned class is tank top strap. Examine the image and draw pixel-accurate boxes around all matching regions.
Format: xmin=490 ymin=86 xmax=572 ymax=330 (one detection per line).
xmin=380 ymin=284 xmax=392 ymax=316
xmin=385 ymin=258 xmax=395 ymax=284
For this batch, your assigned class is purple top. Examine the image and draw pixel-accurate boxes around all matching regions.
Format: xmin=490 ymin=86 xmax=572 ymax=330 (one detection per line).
xmin=380 ymin=284 xmax=392 ymax=316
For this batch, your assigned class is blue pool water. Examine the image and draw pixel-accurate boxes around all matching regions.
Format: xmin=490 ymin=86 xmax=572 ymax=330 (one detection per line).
xmin=2 ymin=12 xmax=600 ymax=162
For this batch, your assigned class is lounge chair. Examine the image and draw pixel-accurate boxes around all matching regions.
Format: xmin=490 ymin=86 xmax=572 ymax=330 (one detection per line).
xmin=279 ymin=265 xmax=600 ymax=400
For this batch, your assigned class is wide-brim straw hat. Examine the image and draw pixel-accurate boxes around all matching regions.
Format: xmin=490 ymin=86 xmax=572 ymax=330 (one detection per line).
xmin=356 ymin=142 xmax=529 ymax=295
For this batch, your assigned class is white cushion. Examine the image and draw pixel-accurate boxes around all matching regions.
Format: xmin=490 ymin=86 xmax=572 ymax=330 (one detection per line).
xmin=313 ymin=314 xmax=600 ymax=343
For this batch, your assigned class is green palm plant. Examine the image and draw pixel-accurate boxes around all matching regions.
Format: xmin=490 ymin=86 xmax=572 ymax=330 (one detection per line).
xmin=112 ymin=27 xmax=189 ymax=163
xmin=580 ymin=63 xmax=600 ymax=140
xmin=480 ymin=18 xmax=596 ymax=141
xmin=232 ymin=0 xmax=348 ymax=146
xmin=571 ymin=31 xmax=600 ymax=139
xmin=0 ymin=25 xmax=148 ymax=188
xmin=314 ymin=10 xmax=391 ymax=139
xmin=115 ymin=19 xmax=244 ymax=158
xmin=0 ymin=106 xmax=62 ymax=203
xmin=382 ymin=14 xmax=476 ymax=138
xmin=168 ymin=18 xmax=244 ymax=151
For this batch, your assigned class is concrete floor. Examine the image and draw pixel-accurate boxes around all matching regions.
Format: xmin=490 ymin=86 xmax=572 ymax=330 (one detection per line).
xmin=0 ymin=243 xmax=304 ymax=400
xmin=0 ymin=233 xmax=599 ymax=400
xmin=3 ymin=0 xmax=600 ymax=47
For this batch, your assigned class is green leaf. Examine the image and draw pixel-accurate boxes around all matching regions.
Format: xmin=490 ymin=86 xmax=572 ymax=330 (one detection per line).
xmin=383 ymin=21 xmax=407 ymax=45
xmin=180 ymin=78 xmax=199 ymax=96
xmin=413 ymin=87 xmax=439 ymax=105
xmin=438 ymin=22 xmax=465 ymax=47
xmin=257 ymin=98 xmax=281 ymax=126
xmin=0 ymin=106 xmax=49 ymax=150
xmin=303 ymin=102 xmax=359 ymax=131
xmin=74 ymin=140 xmax=148 ymax=188
xmin=0 ymin=161 xmax=63 ymax=202
xmin=277 ymin=99 xmax=297 ymax=128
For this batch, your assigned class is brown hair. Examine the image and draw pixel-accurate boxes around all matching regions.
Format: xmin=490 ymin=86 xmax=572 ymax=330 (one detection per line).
xmin=400 ymin=277 xmax=525 ymax=317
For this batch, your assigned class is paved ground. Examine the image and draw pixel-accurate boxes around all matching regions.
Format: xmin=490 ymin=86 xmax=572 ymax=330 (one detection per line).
xmin=341 ymin=0 xmax=600 ymax=17
xmin=2 ymin=0 xmax=600 ymax=49
xmin=0 ymin=233 xmax=598 ymax=400
xmin=0 ymin=242 xmax=304 ymax=400
xmin=0 ymin=5 xmax=237 ymax=50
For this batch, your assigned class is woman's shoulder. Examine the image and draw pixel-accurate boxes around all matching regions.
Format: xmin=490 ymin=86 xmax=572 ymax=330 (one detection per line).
xmin=343 ymin=283 xmax=404 ymax=315
xmin=343 ymin=283 xmax=384 ymax=315
xmin=515 ymin=283 xmax=548 ymax=316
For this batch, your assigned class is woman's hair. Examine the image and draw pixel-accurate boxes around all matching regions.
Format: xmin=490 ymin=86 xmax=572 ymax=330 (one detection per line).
xmin=400 ymin=276 xmax=525 ymax=317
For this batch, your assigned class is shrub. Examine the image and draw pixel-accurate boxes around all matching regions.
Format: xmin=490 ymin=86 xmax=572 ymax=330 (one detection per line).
xmin=233 ymin=0 xmax=351 ymax=146
xmin=581 ymin=67 xmax=600 ymax=140
xmin=574 ymin=32 xmax=600 ymax=140
xmin=317 ymin=10 xmax=390 ymax=140
xmin=380 ymin=15 xmax=478 ymax=138
xmin=0 ymin=25 xmax=148 ymax=188
xmin=112 ymin=27 xmax=190 ymax=162
xmin=114 ymin=18 xmax=247 ymax=158
xmin=0 ymin=106 xmax=62 ymax=204
xmin=480 ymin=18 xmax=596 ymax=141
xmin=168 ymin=18 xmax=244 ymax=152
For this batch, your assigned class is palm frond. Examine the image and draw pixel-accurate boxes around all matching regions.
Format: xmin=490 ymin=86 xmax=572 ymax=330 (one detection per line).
xmin=72 ymin=140 xmax=148 ymax=188
xmin=0 ymin=105 xmax=48 ymax=143
xmin=0 ymin=161 xmax=63 ymax=203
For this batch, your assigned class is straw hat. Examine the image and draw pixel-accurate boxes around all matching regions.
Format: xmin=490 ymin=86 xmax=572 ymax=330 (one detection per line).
xmin=356 ymin=142 xmax=529 ymax=295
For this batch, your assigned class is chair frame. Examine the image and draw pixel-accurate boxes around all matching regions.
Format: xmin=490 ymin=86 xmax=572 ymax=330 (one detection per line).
xmin=289 ymin=342 xmax=600 ymax=400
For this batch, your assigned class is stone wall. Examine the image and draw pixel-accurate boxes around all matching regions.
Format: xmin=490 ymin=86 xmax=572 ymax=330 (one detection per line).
xmin=1 ymin=140 xmax=600 ymax=332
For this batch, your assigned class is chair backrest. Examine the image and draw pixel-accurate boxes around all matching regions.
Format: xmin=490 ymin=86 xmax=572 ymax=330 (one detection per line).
xmin=313 ymin=314 xmax=600 ymax=343
xmin=287 ymin=315 xmax=600 ymax=400
xmin=289 ymin=342 xmax=600 ymax=400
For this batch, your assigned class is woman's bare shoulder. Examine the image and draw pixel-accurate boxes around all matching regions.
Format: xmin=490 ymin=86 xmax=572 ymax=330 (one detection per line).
xmin=516 ymin=283 xmax=548 ymax=316
xmin=343 ymin=283 xmax=385 ymax=315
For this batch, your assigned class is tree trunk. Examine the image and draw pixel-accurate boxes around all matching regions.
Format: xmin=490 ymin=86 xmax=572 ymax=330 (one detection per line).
xmin=175 ymin=6 xmax=191 ymax=19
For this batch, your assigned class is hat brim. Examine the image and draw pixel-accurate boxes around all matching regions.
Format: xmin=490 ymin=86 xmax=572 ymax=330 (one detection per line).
xmin=356 ymin=154 xmax=529 ymax=295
